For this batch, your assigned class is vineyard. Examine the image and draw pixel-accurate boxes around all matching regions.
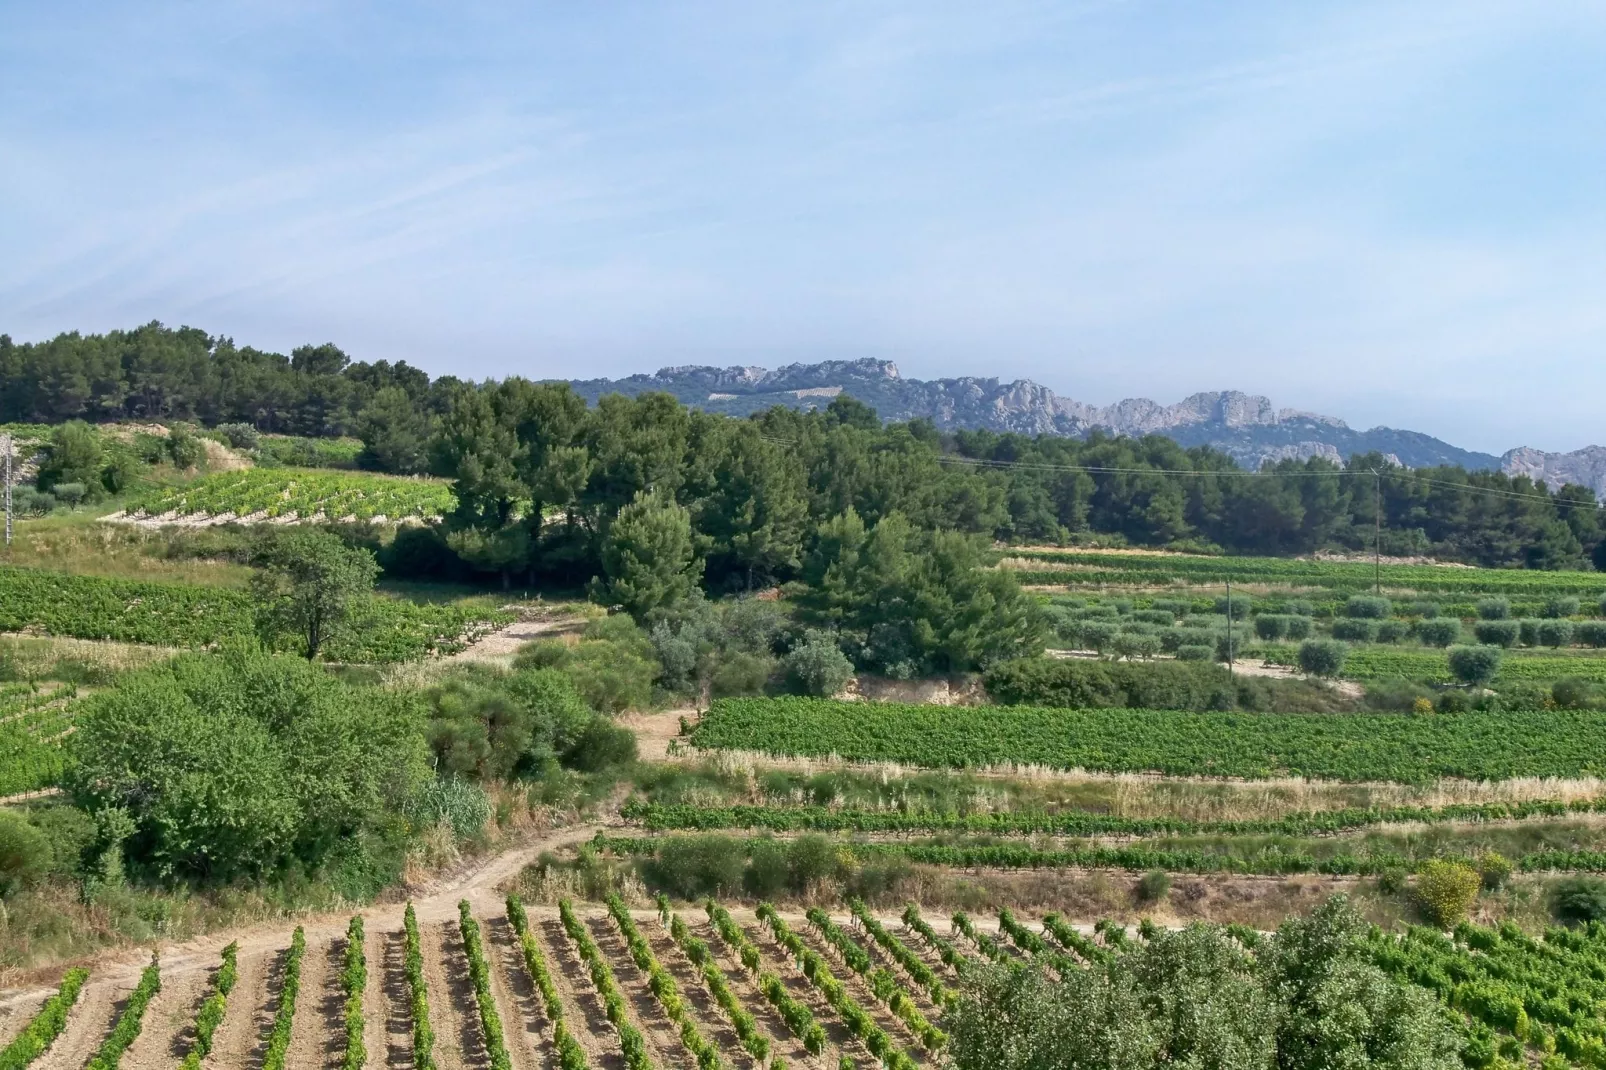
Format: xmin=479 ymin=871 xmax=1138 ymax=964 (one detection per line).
xmin=2 ymin=898 xmax=1598 ymax=1070
xmin=125 ymin=468 xmax=455 ymax=523
xmin=1003 ymin=548 xmax=1606 ymax=597
xmin=0 ymin=567 xmax=510 ymax=662
xmin=0 ymin=682 xmax=77 ymax=796
xmin=690 ymin=696 xmax=1606 ymax=782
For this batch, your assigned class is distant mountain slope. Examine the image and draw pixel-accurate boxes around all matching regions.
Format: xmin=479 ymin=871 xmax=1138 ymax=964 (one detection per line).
xmin=567 ymin=359 xmax=1605 ymax=492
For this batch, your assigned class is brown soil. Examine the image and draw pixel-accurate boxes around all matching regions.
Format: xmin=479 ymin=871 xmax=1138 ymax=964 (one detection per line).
xmin=421 ymin=918 xmax=488 ymax=1070
xmin=34 ymin=971 xmax=120 ymax=1070
xmin=282 ymin=934 xmax=342 ymax=1070
xmin=0 ymin=990 xmax=48 ymax=1047
xmin=483 ymin=916 xmax=552 ymax=1070
xmin=584 ymin=915 xmax=691 ymax=1070
xmin=376 ymin=929 xmax=417 ymax=1070
xmin=687 ymin=916 xmax=814 ymax=1068
xmin=204 ymin=946 xmax=274 ymax=1070
xmin=536 ymin=917 xmax=625 ymax=1070
xmin=741 ymin=918 xmax=873 ymax=1070
xmin=121 ymin=963 xmax=212 ymax=1070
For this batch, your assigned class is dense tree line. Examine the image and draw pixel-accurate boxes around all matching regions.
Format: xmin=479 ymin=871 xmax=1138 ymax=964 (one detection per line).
xmin=7 ymin=323 xmax=1601 ymax=570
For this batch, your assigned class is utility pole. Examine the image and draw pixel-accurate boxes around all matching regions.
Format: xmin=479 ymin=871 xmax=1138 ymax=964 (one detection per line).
xmin=1373 ymin=468 xmax=1382 ymax=595
xmin=1226 ymin=576 xmax=1234 ymax=676
xmin=3 ymin=435 xmax=10 ymax=547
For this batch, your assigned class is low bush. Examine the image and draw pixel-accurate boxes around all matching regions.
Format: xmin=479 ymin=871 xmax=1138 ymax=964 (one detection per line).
xmin=1330 ymin=619 xmax=1376 ymax=642
xmin=1416 ymin=860 xmax=1480 ymax=928
xmin=1130 ymin=609 xmax=1175 ymax=626
xmin=1542 ymin=596 xmax=1580 ymax=619
xmin=1413 ymin=616 xmax=1464 ymax=642
xmin=1576 ymin=621 xmax=1606 ymax=648
xmin=783 ymin=633 xmax=854 ymax=697
xmin=1554 ymin=876 xmax=1606 ymax=925
xmin=1407 ymin=601 xmax=1440 ymax=619
xmin=1374 ymin=620 xmax=1408 ymax=643
xmin=1345 ymin=595 xmax=1391 ymax=619
xmin=1214 ymin=595 xmax=1251 ymax=621
xmin=1477 ymin=851 xmax=1513 ymax=891
xmin=1284 ymin=616 xmax=1313 ymax=640
xmin=1176 ymin=644 xmax=1215 ymax=662
xmin=1537 ymin=619 xmax=1574 ymax=648
xmin=1473 ymin=620 xmax=1520 ymax=647
xmin=1518 ymin=619 xmax=1541 ymax=647
xmin=1297 ymin=640 xmax=1347 ymax=678
xmin=984 ymin=658 xmax=1233 ymax=711
xmin=1253 ymin=615 xmax=1290 ymax=641
xmin=1448 ymin=645 xmax=1503 ymax=687
xmin=1476 ymin=597 xmax=1511 ymax=621
xmin=1137 ymin=869 xmax=1171 ymax=902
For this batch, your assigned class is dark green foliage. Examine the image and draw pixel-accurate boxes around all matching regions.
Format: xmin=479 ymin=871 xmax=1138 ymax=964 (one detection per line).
xmin=798 ymin=508 xmax=1046 ymax=676
xmin=1537 ymin=619 xmax=1574 ymax=648
xmin=1346 ymin=595 xmax=1392 ymax=619
xmin=1576 ymin=621 xmax=1606 ymax=647
xmin=593 ymin=489 xmax=703 ymax=620
xmin=1553 ymin=876 xmax=1606 ymax=925
xmin=784 ymin=632 xmax=854 ymax=697
xmin=357 ymin=386 xmax=434 ymax=474
xmin=1477 ymin=597 xmax=1511 ymax=620
xmin=1473 ymin=620 xmax=1520 ymax=647
xmin=1416 ymin=619 xmax=1462 ymax=647
xmin=1330 ymin=619 xmax=1376 ymax=642
xmin=1447 ymin=645 xmax=1503 ymax=687
xmin=0 ymin=809 xmax=50 ymax=897
xmin=68 ymin=647 xmax=428 ymax=882
xmin=1215 ymin=594 xmax=1252 ymax=621
xmin=34 ymin=422 xmax=106 ymax=498
xmin=1374 ymin=620 xmax=1408 ymax=643
xmin=249 ymin=528 xmax=380 ymax=659
xmin=985 ymin=658 xmax=1237 ymax=711
xmin=1137 ymin=869 xmax=1171 ymax=902
xmin=1253 ymin=614 xmax=1289 ymax=640
xmin=1298 ymin=639 xmax=1347 ymax=678
xmin=1542 ymin=596 xmax=1580 ymax=618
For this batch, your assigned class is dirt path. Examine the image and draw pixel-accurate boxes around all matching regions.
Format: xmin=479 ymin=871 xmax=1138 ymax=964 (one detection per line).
xmin=584 ymin=915 xmax=690 ymax=1070
xmin=536 ymin=917 xmax=624 ymax=1070
xmin=687 ymin=916 xmax=814 ymax=1070
xmin=0 ymin=990 xmax=48 ymax=1048
xmin=283 ymin=933 xmax=340 ymax=1070
xmin=448 ymin=614 xmax=585 ymax=664
xmin=483 ymin=916 xmax=551 ymax=1070
xmin=122 ymin=962 xmax=211 ymax=1070
xmin=420 ymin=918 xmax=487 ymax=1070
xmin=376 ymin=929 xmax=416 ymax=1070
xmin=363 ymin=929 xmax=395 ymax=1070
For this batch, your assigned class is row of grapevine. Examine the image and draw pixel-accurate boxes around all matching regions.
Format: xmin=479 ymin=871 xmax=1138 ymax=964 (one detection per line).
xmin=558 ymin=899 xmax=656 ymax=1070
xmin=505 ymin=895 xmax=590 ymax=1070
xmin=263 ymin=927 xmax=306 ymax=1070
xmin=1041 ymin=914 xmax=1112 ymax=966
xmin=0 ymin=566 xmax=511 ymax=661
xmin=655 ymin=896 xmax=776 ymax=1066
xmin=704 ymin=901 xmax=827 ymax=1055
xmin=997 ymin=909 xmax=1080 ymax=978
xmin=605 ymin=895 xmax=724 ymax=1070
xmin=403 ymin=904 xmax=436 ymax=1070
xmin=849 ymin=901 xmax=955 ymax=1009
xmin=84 ymin=954 xmax=160 ymax=1070
xmin=0 ymin=968 xmax=88 ymax=1070
xmin=341 ymin=918 xmax=366 ymax=1070
xmin=691 ymin=696 xmax=1606 ymax=783
xmin=129 ymin=468 xmax=454 ymax=522
xmin=804 ymin=908 xmax=945 ymax=1051
xmin=757 ymin=904 xmax=918 ymax=1070
xmin=457 ymin=902 xmax=513 ymax=1070
xmin=181 ymin=942 xmax=238 ymax=1070
xmin=899 ymin=906 xmax=972 ymax=978
xmin=626 ymin=795 xmax=1606 ymax=841
xmin=951 ymin=913 xmax=1007 ymax=963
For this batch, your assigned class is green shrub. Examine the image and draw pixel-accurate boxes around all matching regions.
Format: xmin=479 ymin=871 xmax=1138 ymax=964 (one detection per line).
xmin=1576 ymin=621 xmax=1606 ymax=648
xmin=648 ymin=835 xmax=747 ymax=898
xmin=565 ymin=718 xmax=638 ymax=772
xmin=1330 ymin=619 xmax=1376 ymax=642
xmin=1213 ymin=595 xmax=1251 ymax=621
xmin=1284 ymin=599 xmax=1315 ymax=617
xmin=1437 ymin=689 xmax=1470 ymax=714
xmin=1416 ymin=860 xmax=1480 ymax=928
xmin=1476 ymin=597 xmax=1511 ymax=620
xmin=1137 ymin=869 xmax=1171 ymax=902
xmin=1297 ymin=640 xmax=1347 ymax=678
xmin=1176 ymin=644 xmax=1215 ymax=662
xmin=1415 ymin=618 xmax=1461 ymax=646
xmin=1448 ymin=645 xmax=1503 ymax=687
xmin=1473 ymin=620 xmax=1519 ymax=647
xmin=783 ymin=634 xmax=854 ymax=698
xmin=1080 ymin=621 xmax=1119 ymax=653
xmin=1345 ymin=595 xmax=1391 ymax=619
xmin=1408 ymin=601 xmax=1440 ymax=619
xmin=1552 ymin=678 xmax=1601 ymax=710
xmin=1374 ymin=620 xmax=1408 ymax=643
xmin=1113 ymin=633 xmax=1162 ymax=660
xmin=0 ymin=809 xmax=50 ymax=897
xmin=1477 ymin=851 xmax=1513 ymax=891
xmin=1149 ymin=598 xmax=1189 ymax=616
xmin=710 ymin=652 xmax=775 ymax=698
xmin=1537 ymin=619 xmax=1574 ymax=648
xmin=1253 ymin=615 xmax=1289 ymax=641
xmin=1553 ymin=876 xmax=1606 ymax=925
xmin=1377 ymin=867 xmax=1408 ymax=895
xmin=985 ymin=658 xmax=1234 ymax=711
xmin=1130 ymin=609 xmax=1175 ymax=626
xmin=1518 ymin=619 xmax=1541 ymax=647
xmin=1284 ymin=616 xmax=1313 ymax=640
xmin=1541 ymin=596 xmax=1580 ymax=619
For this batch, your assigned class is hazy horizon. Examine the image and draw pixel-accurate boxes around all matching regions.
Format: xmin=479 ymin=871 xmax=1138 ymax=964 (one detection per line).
xmin=3 ymin=2 xmax=1602 ymax=454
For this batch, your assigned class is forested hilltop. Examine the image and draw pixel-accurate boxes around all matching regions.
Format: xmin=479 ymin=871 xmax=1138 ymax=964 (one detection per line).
xmin=3 ymin=321 xmax=1601 ymax=573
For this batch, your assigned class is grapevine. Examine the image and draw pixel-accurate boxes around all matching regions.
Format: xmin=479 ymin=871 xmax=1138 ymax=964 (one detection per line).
xmin=0 ymin=967 xmax=89 ymax=1070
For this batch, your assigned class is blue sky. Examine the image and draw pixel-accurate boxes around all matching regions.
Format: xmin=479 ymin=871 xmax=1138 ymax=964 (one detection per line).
xmin=1 ymin=1 xmax=1602 ymax=454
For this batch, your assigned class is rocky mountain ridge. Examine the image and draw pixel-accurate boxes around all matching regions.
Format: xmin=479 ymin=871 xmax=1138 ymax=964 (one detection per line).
xmin=566 ymin=359 xmax=1605 ymax=494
